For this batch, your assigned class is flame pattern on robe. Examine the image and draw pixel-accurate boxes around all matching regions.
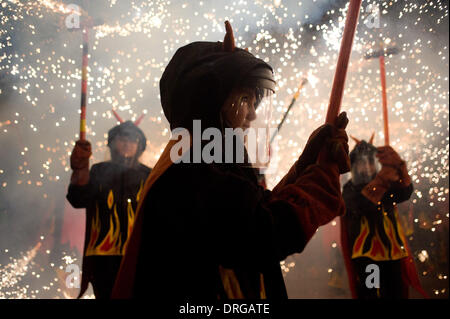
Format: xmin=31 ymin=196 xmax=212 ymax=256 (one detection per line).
xmin=122 ymin=180 xmax=143 ymax=254
xmin=383 ymin=207 xmax=408 ymax=260
xmin=86 ymin=201 xmax=122 ymax=256
xmin=85 ymin=203 xmax=101 ymax=255
xmin=351 ymin=216 xmax=370 ymax=258
xmin=351 ymin=206 xmax=408 ymax=261
xmin=85 ymin=182 xmax=143 ymax=256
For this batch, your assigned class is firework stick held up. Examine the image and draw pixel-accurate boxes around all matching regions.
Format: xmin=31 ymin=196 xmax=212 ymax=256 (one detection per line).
xmin=379 ymin=55 xmax=389 ymax=145
xmin=70 ymin=1 xmax=103 ymax=140
xmin=364 ymin=46 xmax=399 ymax=146
xmin=80 ymin=28 xmax=88 ymax=140
xmin=270 ymin=78 xmax=308 ymax=144
xmin=325 ymin=0 xmax=362 ymax=125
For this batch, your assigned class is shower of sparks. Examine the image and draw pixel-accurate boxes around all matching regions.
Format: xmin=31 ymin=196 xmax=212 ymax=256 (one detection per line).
xmin=0 ymin=240 xmax=94 ymax=299
xmin=0 ymin=243 xmax=40 ymax=298
xmin=0 ymin=0 xmax=448 ymax=298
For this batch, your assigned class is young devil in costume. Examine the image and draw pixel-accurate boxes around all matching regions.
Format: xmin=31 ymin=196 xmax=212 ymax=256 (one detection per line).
xmin=67 ymin=115 xmax=151 ymax=299
xmin=340 ymin=135 xmax=427 ymax=298
xmin=112 ymin=21 xmax=350 ymax=300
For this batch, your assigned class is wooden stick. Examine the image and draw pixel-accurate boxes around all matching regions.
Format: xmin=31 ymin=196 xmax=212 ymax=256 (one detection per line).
xmin=325 ymin=0 xmax=362 ymax=125
xmin=80 ymin=28 xmax=89 ymax=140
xmin=379 ymin=55 xmax=389 ymax=145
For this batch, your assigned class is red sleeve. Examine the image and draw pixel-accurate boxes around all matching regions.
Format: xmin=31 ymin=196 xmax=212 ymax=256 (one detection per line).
xmin=270 ymin=161 xmax=345 ymax=253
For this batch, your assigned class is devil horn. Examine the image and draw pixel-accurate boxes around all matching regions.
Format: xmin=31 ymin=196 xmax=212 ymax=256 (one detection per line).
xmin=369 ymin=132 xmax=375 ymax=145
xmin=350 ymin=135 xmax=361 ymax=144
xmin=223 ymin=21 xmax=235 ymax=52
xmin=134 ymin=114 xmax=145 ymax=126
xmin=112 ymin=109 xmax=124 ymax=123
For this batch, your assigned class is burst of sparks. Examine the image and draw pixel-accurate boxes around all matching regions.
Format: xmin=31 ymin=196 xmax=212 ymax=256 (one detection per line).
xmin=0 ymin=243 xmax=40 ymax=298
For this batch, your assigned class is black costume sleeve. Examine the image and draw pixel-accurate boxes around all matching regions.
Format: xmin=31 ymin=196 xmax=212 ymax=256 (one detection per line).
xmin=343 ymin=182 xmax=413 ymax=219
xmin=66 ymin=164 xmax=98 ymax=209
xmin=342 ymin=183 xmax=363 ymax=219
xmin=381 ymin=183 xmax=414 ymax=206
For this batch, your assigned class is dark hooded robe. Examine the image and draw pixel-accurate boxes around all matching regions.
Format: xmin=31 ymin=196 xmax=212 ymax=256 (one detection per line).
xmin=67 ymin=122 xmax=151 ymax=298
xmin=112 ymin=41 xmax=346 ymax=300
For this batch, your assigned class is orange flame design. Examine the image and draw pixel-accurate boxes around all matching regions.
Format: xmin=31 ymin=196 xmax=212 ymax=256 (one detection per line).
xmin=86 ymin=181 xmax=145 ymax=256
xmin=393 ymin=207 xmax=409 ymax=251
xmin=86 ymin=191 xmax=123 ymax=256
xmin=364 ymin=229 xmax=389 ymax=261
xmin=352 ymin=216 xmax=370 ymax=258
xmin=136 ymin=180 xmax=143 ymax=203
xmin=383 ymin=209 xmax=408 ymax=260
xmin=121 ymin=181 xmax=143 ymax=254
xmin=107 ymin=190 xmax=114 ymax=210
xmin=95 ymin=204 xmax=122 ymax=255
xmin=86 ymin=204 xmax=101 ymax=256
xmin=352 ymin=215 xmax=391 ymax=261
xmin=122 ymin=201 xmax=136 ymax=255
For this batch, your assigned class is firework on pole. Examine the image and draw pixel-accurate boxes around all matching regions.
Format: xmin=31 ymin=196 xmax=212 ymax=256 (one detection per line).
xmin=364 ymin=46 xmax=400 ymax=146
xmin=80 ymin=27 xmax=89 ymax=140
xmin=68 ymin=1 xmax=103 ymax=141
xmin=270 ymin=77 xmax=308 ymax=144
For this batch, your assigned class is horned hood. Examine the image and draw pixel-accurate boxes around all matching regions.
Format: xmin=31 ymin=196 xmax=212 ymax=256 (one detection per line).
xmin=160 ymin=41 xmax=273 ymax=131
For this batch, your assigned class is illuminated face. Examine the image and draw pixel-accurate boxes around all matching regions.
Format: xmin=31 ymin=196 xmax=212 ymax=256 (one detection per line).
xmin=355 ymin=158 xmax=377 ymax=178
xmin=113 ymin=135 xmax=139 ymax=158
xmin=221 ymin=88 xmax=257 ymax=130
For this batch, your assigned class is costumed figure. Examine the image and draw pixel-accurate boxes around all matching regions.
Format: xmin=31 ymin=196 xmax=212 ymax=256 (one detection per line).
xmin=67 ymin=118 xmax=151 ymax=299
xmin=340 ymin=136 xmax=427 ymax=298
xmin=112 ymin=21 xmax=350 ymax=300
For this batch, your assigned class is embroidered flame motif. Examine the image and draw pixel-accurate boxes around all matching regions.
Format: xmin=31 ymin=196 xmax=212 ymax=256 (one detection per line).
xmin=86 ymin=203 xmax=101 ymax=256
xmin=136 ymin=180 xmax=143 ymax=202
xmin=352 ymin=215 xmax=390 ymax=261
xmin=219 ymin=266 xmax=245 ymax=299
xmin=97 ymin=204 xmax=122 ymax=254
xmin=352 ymin=216 xmax=370 ymax=258
xmin=383 ymin=209 xmax=408 ymax=260
xmin=86 ymin=204 xmax=122 ymax=255
xmin=86 ymin=195 xmax=122 ymax=256
xmin=123 ymin=201 xmax=136 ymax=254
xmin=107 ymin=189 xmax=114 ymax=210
xmin=121 ymin=181 xmax=143 ymax=254
xmin=394 ymin=207 xmax=409 ymax=251
xmin=86 ymin=181 xmax=145 ymax=256
xmin=363 ymin=228 xmax=389 ymax=261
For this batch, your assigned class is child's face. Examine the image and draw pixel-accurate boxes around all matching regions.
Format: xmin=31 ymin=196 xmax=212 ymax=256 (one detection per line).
xmin=114 ymin=135 xmax=139 ymax=158
xmin=354 ymin=157 xmax=377 ymax=181
xmin=221 ymin=88 xmax=257 ymax=130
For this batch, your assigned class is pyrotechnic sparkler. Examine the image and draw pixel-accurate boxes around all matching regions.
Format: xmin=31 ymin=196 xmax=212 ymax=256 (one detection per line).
xmin=364 ymin=45 xmax=400 ymax=145
xmin=0 ymin=243 xmax=40 ymax=298
xmin=270 ymin=77 xmax=308 ymax=144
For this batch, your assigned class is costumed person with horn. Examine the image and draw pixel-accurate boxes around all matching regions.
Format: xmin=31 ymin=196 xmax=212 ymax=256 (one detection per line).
xmin=340 ymin=135 xmax=426 ymax=298
xmin=112 ymin=21 xmax=350 ymax=300
xmin=67 ymin=114 xmax=151 ymax=299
